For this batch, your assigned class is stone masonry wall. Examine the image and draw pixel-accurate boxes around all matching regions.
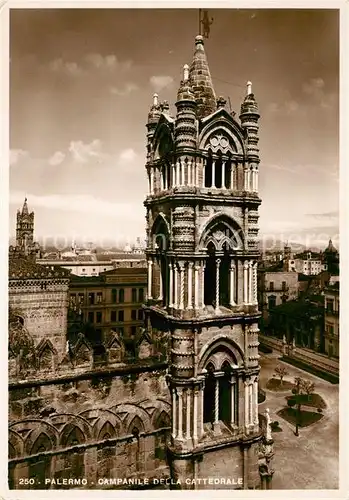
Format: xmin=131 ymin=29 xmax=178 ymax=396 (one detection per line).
xmin=9 ymin=369 xmax=171 ymax=490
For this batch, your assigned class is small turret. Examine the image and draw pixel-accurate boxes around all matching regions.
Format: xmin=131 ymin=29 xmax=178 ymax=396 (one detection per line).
xmin=175 ymin=64 xmax=197 ymax=150
xmin=147 ymin=93 xmax=162 ymax=125
xmin=240 ymin=80 xmax=260 ymax=161
xmin=146 ymin=93 xmax=162 ymax=161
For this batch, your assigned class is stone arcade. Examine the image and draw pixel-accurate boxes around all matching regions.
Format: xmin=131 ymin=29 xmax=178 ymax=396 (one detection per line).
xmin=144 ymin=34 xmax=273 ymax=489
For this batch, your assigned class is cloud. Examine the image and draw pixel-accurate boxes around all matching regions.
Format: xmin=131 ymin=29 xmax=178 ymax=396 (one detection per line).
xmin=49 ymin=58 xmax=84 ymax=77
xmin=306 ymin=210 xmax=339 ymax=220
xmin=48 ymin=151 xmax=66 ymax=166
xmin=119 ymin=148 xmax=137 ymax=162
xmin=10 ymin=149 xmax=29 ymax=166
xmin=302 ymin=77 xmax=337 ymax=109
xmin=68 ymin=139 xmax=105 ymax=163
xmin=264 ymin=163 xmax=296 ymax=174
xmin=302 ymin=77 xmax=325 ymax=95
xmin=149 ymin=75 xmax=174 ymax=92
xmin=266 ymin=100 xmax=299 ymax=115
xmin=84 ymin=53 xmax=132 ymax=72
xmin=110 ymin=82 xmax=138 ymax=96
xmin=48 ymin=53 xmax=133 ymax=78
xmin=10 ymin=190 xmax=139 ymax=219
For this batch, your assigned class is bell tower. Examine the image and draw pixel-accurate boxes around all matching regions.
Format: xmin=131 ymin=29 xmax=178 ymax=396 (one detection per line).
xmin=144 ymin=35 xmax=270 ymax=489
xmin=16 ymin=198 xmax=35 ymax=255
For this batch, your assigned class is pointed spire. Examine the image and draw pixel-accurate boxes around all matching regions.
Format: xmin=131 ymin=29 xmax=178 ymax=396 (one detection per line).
xmin=247 ymin=81 xmax=252 ymax=96
xmin=22 ymin=197 xmax=28 ymax=215
xmin=189 ymin=35 xmax=216 ymax=119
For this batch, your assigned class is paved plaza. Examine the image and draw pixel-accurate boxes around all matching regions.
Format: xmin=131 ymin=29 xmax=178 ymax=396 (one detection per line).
xmin=259 ymin=352 xmax=339 ymax=489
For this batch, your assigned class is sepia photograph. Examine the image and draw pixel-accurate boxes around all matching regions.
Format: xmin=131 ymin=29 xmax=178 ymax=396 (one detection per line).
xmin=5 ymin=4 xmax=344 ymax=493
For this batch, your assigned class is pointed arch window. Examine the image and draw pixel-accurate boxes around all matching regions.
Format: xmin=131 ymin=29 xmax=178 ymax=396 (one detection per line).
xmin=203 ymin=358 xmax=238 ymax=430
xmin=29 ymin=433 xmax=53 ymax=489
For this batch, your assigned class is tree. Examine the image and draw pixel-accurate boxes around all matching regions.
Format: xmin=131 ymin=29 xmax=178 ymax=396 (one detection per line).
xmin=289 ymin=377 xmax=316 ymax=436
xmin=300 ymin=380 xmax=315 ymax=397
xmin=274 ymin=365 xmax=288 ymax=385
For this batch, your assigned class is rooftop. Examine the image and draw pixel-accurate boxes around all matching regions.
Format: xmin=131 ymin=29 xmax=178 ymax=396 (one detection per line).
xmin=9 ymin=257 xmax=71 ymax=280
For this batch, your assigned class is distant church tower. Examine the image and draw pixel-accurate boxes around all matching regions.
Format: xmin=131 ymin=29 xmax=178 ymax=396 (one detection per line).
xmin=144 ymin=35 xmax=272 ymax=489
xmin=16 ymin=198 xmax=35 ymax=255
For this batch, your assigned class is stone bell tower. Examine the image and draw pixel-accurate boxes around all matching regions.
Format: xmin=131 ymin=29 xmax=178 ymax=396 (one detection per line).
xmin=16 ymin=197 xmax=35 ymax=255
xmin=144 ymin=35 xmax=268 ymax=489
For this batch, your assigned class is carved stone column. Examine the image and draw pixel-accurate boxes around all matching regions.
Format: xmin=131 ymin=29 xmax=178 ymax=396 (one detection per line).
xmin=161 ymin=167 xmax=164 ymax=191
xmin=172 ymin=388 xmax=177 ymax=439
xmin=249 ymin=382 xmax=253 ymax=425
xmin=179 ymin=263 xmax=185 ymax=310
xmin=147 ymin=259 xmax=153 ymax=299
xmin=244 ymin=167 xmax=249 ymax=191
xmin=193 ymin=389 xmax=198 ymax=441
xmin=222 ymin=161 xmax=226 ymax=188
xmin=254 ymin=379 xmax=259 ymax=425
xmin=180 ymin=160 xmax=185 ymax=186
xmin=211 ymin=160 xmax=216 ymax=188
xmin=244 ymin=380 xmax=249 ymax=428
xmin=187 ymin=262 xmax=193 ymax=309
xmin=187 ymin=159 xmax=192 ymax=186
xmin=248 ymin=260 xmax=253 ymax=304
xmin=177 ymin=388 xmax=184 ymax=440
xmin=199 ymin=385 xmax=204 ymax=437
xmin=176 ymin=162 xmax=179 ymax=187
xmin=158 ymin=263 xmax=163 ymax=301
xmin=172 ymin=162 xmax=176 ymax=188
xmin=230 ymin=261 xmax=236 ymax=306
xmin=215 ymin=258 xmax=221 ymax=312
xmin=201 ymin=262 xmax=206 ymax=308
xmin=230 ymin=378 xmax=236 ymax=426
xmin=149 ymin=171 xmax=153 ymax=194
xmin=255 ymin=166 xmax=259 ymax=192
xmin=202 ymin=158 xmax=206 ymax=188
xmin=169 ymin=262 xmax=173 ymax=307
xmin=174 ymin=263 xmax=178 ymax=309
xmin=243 ymin=261 xmax=249 ymax=304
xmin=214 ymin=378 xmax=219 ymax=423
xmin=253 ymin=262 xmax=258 ymax=305
xmin=186 ymin=389 xmax=191 ymax=440
xmin=194 ymin=265 xmax=199 ymax=309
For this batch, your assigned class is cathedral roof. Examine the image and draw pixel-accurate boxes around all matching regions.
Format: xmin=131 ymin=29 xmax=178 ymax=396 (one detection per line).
xmin=9 ymin=256 xmax=71 ymax=280
xmin=189 ymin=35 xmax=216 ymax=119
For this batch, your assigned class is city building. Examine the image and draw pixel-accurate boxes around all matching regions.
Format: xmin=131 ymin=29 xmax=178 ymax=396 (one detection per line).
xmin=258 ymin=263 xmax=299 ymax=327
xmin=267 ymin=295 xmax=324 ymax=352
xmin=324 ymin=282 xmax=339 ymax=358
xmin=142 ymin=35 xmax=272 ymax=488
xmin=287 ymin=250 xmax=327 ymax=275
xmin=37 ymin=253 xmax=146 ymax=276
xmin=68 ymin=267 xmax=147 ymax=344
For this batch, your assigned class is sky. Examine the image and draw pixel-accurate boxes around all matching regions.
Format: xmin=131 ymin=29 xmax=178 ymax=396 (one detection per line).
xmin=9 ymin=8 xmax=339 ymax=249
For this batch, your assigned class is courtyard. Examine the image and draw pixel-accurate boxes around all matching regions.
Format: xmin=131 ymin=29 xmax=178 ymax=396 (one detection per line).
xmin=259 ymin=352 xmax=339 ymax=489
